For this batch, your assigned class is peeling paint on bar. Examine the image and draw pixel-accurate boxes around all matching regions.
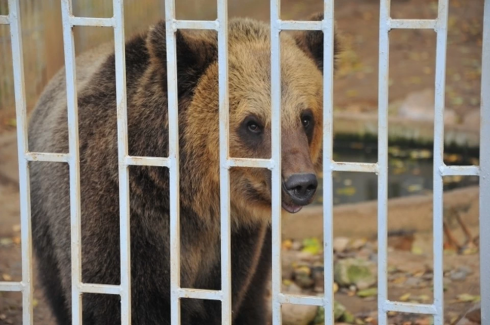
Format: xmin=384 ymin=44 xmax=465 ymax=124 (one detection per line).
xmin=331 ymin=162 xmax=378 ymax=173
xmin=25 ymin=152 xmax=70 ymax=163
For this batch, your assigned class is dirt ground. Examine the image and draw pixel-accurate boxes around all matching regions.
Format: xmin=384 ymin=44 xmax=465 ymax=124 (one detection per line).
xmin=0 ymin=0 xmax=484 ymax=324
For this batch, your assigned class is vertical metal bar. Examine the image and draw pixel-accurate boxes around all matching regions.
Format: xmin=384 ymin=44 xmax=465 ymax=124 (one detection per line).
xmin=480 ymin=0 xmax=490 ymax=322
xmin=270 ymin=0 xmax=282 ymax=324
xmin=322 ymin=0 xmax=335 ymax=324
xmin=8 ymin=0 xmax=33 ymax=323
xmin=217 ymin=0 xmax=232 ymax=324
xmin=60 ymin=0 xmax=83 ymax=323
xmin=377 ymin=1 xmax=390 ymax=325
xmin=433 ymin=1 xmax=449 ymax=323
xmin=113 ymin=0 xmax=131 ymax=324
xmin=164 ymin=0 xmax=181 ymax=324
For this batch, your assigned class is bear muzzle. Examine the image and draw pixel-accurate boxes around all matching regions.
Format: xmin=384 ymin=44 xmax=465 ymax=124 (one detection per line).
xmin=281 ymin=173 xmax=318 ymax=213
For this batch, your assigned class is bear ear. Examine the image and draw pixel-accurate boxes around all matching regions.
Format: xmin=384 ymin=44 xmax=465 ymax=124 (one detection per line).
xmin=146 ymin=21 xmax=217 ymax=86
xmin=294 ymin=13 xmax=341 ymax=72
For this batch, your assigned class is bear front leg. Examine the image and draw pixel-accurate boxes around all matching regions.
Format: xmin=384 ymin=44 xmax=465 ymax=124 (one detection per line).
xmin=233 ymin=226 xmax=272 ymax=325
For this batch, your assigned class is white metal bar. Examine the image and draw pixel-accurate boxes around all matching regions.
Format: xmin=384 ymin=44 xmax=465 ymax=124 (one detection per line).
xmin=480 ymin=0 xmax=490 ymax=321
xmin=270 ymin=0 xmax=282 ymax=323
xmin=383 ymin=301 xmax=437 ymax=315
xmin=278 ymin=294 xmax=324 ymax=306
xmin=176 ymin=288 xmax=223 ymax=300
xmin=377 ymin=1 xmax=390 ymax=325
xmin=9 ymin=0 xmax=33 ymax=322
xmin=79 ymin=283 xmax=121 ymax=295
xmin=164 ymin=1 xmax=182 ymax=324
xmin=279 ymin=20 xmax=323 ymax=31
xmin=125 ymin=156 xmax=170 ymax=167
xmin=227 ymin=158 xmax=273 ymax=169
xmin=60 ymin=1 xmax=83 ymax=323
xmin=322 ymin=0 xmax=335 ymax=324
xmin=389 ymin=19 xmax=437 ymax=30
xmin=217 ymin=0 xmax=232 ymax=323
xmin=440 ymin=165 xmax=480 ymax=176
xmin=113 ymin=0 xmax=132 ymax=324
xmin=432 ymin=1 xmax=449 ymax=323
xmin=0 ymin=281 xmax=23 ymax=292
xmin=0 ymin=15 xmax=9 ymax=24
xmin=331 ymin=162 xmax=378 ymax=173
xmin=25 ymin=152 xmax=70 ymax=162
xmin=69 ymin=16 xmax=115 ymax=27
xmin=173 ymin=19 xmax=218 ymax=30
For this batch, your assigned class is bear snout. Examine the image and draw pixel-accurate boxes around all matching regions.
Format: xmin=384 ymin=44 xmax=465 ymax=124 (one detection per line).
xmin=283 ymin=173 xmax=318 ymax=206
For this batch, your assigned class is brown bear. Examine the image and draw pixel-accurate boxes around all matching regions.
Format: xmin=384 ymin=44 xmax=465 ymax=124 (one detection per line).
xmin=28 ymin=14 xmax=339 ymax=325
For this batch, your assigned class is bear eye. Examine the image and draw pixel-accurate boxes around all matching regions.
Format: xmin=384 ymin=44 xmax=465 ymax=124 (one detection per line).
xmin=302 ymin=116 xmax=311 ymax=129
xmin=247 ymin=120 xmax=262 ymax=134
xmin=301 ymin=111 xmax=313 ymax=130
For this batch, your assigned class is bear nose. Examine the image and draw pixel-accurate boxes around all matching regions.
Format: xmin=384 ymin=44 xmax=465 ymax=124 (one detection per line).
xmin=284 ymin=173 xmax=318 ymax=205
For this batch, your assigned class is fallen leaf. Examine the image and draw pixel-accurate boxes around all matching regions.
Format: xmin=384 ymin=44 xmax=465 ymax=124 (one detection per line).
xmin=2 ymin=274 xmax=12 ymax=281
xmin=357 ymin=288 xmax=377 ymax=298
xmin=400 ymin=293 xmax=411 ymax=302
xmin=456 ymin=293 xmax=480 ymax=303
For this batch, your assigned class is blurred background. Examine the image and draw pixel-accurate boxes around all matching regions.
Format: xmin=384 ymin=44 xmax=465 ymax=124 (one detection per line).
xmin=0 ymin=0 xmax=485 ymax=324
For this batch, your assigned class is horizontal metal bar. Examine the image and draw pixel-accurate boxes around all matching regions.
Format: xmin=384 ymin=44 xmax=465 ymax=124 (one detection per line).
xmin=389 ymin=19 xmax=437 ymax=30
xmin=278 ymin=20 xmax=323 ymax=31
xmin=69 ymin=16 xmax=115 ymax=27
xmin=0 ymin=15 xmax=9 ymax=25
xmin=0 ymin=281 xmax=23 ymax=291
xmin=125 ymin=156 xmax=170 ymax=167
xmin=384 ymin=301 xmax=437 ymax=315
xmin=278 ymin=293 xmax=324 ymax=306
xmin=25 ymin=152 xmax=70 ymax=162
xmin=173 ymin=20 xmax=218 ymax=30
xmin=332 ymin=162 xmax=379 ymax=173
xmin=79 ymin=283 xmax=121 ymax=295
xmin=440 ymin=165 xmax=480 ymax=176
xmin=227 ymin=158 xmax=274 ymax=169
xmin=177 ymin=288 xmax=223 ymax=300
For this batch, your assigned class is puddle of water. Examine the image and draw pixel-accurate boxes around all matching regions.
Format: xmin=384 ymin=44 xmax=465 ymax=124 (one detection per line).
xmin=314 ymin=146 xmax=479 ymax=206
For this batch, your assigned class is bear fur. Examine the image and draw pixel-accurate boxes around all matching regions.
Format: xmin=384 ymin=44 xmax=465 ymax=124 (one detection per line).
xmin=28 ymin=14 xmax=339 ymax=325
